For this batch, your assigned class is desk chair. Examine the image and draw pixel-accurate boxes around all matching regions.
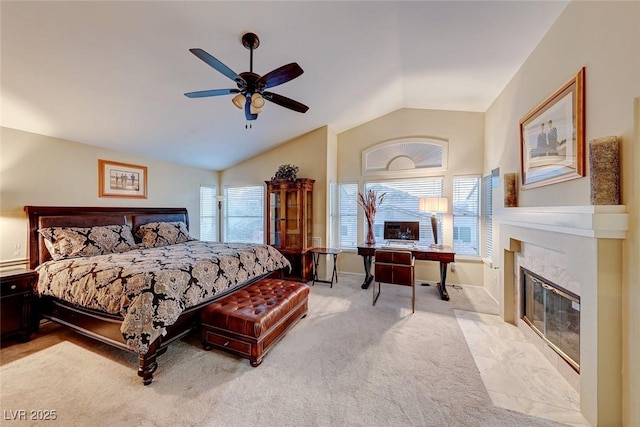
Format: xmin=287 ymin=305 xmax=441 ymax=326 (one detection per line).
xmin=373 ymin=249 xmax=415 ymax=313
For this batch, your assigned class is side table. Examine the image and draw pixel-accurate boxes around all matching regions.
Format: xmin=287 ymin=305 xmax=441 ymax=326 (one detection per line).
xmin=311 ymin=248 xmax=342 ymax=287
xmin=1 ymin=269 xmax=37 ymax=342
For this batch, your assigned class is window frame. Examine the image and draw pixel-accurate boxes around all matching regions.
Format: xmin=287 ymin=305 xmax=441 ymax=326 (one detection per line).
xmin=363 ymin=177 xmax=445 ymax=247
xmin=199 ymin=185 xmax=217 ymax=242
xmin=223 ymin=184 xmax=265 ymax=244
xmin=481 ymin=168 xmax=499 ymax=263
xmin=331 ymin=182 xmax=359 ymax=250
xmin=452 ymin=175 xmax=481 ymax=256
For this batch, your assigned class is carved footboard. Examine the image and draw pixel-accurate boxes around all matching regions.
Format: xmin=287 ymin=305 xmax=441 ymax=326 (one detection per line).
xmin=137 ymin=310 xmax=200 ymax=385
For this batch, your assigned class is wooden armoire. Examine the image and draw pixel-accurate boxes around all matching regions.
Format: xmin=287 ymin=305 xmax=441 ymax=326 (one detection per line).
xmin=265 ymin=178 xmax=314 ymax=282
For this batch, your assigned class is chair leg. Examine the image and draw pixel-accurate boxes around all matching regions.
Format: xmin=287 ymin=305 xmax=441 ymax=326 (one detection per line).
xmin=373 ymin=281 xmax=381 ymax=306
xmin=412 ymin=283 xmax=415 ymax=313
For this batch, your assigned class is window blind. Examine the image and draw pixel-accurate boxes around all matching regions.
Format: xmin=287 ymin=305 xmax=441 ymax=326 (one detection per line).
xmin=328 ymin=182 xmax=337 ymax=248
xmin=224 ymin=185 xmax=264 ymax=244
xmin=453 ymin=176 xmax=480 ymax=255
xmin=364 ymin=178 xmax=444 ymax=246
xmin=199 ymin=186 xmax=217 ymax=242
xmin=481 ymin=170 xmax=497 ymax=260
xmin=338 ymin=183 xmax=358 ymax=248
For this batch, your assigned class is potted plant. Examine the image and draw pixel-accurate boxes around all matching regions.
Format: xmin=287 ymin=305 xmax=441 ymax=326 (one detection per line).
xmin=272 ymin=164 xmax=299 ymax=182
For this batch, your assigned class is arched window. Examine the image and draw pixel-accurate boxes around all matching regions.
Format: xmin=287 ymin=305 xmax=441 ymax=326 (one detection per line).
xmin=362 ymin=137 xmax=448 ymax=176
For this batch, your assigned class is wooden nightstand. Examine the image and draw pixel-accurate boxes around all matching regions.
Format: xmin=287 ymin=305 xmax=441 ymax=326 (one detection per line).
xmin=1 ymin=269 xmax=37 ymax=342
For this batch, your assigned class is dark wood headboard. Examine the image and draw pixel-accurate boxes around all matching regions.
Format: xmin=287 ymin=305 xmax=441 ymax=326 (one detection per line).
xmin=24 ymin=206 xmax=189 ymax=269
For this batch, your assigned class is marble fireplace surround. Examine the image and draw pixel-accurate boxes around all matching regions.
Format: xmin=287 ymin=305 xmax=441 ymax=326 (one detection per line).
xmin=495 ymin=205 xmax=628 ymax=426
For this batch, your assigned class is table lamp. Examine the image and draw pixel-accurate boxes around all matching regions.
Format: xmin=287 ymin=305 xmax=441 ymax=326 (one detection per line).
xmin=419 ymin=197 xmax=448 ymax=248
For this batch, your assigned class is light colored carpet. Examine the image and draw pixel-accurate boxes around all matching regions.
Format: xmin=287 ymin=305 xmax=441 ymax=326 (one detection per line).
xmin=0 ymin=274 xmax=566 ymax=426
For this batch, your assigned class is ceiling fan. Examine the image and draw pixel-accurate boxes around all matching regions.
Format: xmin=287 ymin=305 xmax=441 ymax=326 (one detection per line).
xmin=185 ymin=32 xmax=308 ymax=124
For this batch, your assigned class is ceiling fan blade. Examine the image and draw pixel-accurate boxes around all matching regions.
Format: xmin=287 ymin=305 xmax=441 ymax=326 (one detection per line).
xmin=263 ymin=92 xmax=309 ymax=113
xmin=244 ymin=97 xmax=258 ymax=121
xmin=184 ymin=88 xmax=240 ymax=98
xmin=257 ymin=63 xmax=304 ymax=89
xmin=189 ymin=48 xmax=245 ymax=85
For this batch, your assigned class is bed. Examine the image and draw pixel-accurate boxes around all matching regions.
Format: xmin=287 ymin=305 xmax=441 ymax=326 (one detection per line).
xmin=25 ymin=206 xmax=290 ymax=385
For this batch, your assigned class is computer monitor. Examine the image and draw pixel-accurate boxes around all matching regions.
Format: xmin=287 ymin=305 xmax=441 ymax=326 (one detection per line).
xmin=383 ymin=221 xmax=420 ymax=243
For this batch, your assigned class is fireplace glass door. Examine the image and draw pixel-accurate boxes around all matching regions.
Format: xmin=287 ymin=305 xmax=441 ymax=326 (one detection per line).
xmin=522 ymin=268 xmax=580 ymax=371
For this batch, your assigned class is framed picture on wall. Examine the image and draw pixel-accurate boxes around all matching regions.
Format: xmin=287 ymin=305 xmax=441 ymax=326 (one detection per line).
xmin=98 ymin=159 xmax=148 ymax=198
xmin=519 ymin=67 xmax=585 ymax=189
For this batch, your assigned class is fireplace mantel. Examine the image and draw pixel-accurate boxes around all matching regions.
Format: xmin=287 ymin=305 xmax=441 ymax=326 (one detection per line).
xmin=496 ymin=204 xmax=626 ymax=425
xmin=495 ymin=205 xmax=628 ymax=239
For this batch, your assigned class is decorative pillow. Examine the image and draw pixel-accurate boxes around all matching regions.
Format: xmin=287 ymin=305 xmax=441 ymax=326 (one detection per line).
xmin=39 ymin=224 xmax=138 ymax=261
xmin=136 ymin=221 xmax=194 ymax=248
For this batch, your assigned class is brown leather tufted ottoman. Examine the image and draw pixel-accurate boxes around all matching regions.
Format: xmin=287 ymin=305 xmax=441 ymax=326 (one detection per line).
xmin=201 ymin=278 xmax=309 ymax=366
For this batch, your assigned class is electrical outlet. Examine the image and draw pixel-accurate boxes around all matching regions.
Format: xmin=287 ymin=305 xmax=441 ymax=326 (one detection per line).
xmin=13 ymin=243 xmax=21 ymax=257
xmin=450 ymin=263 xmax=456 ymax=273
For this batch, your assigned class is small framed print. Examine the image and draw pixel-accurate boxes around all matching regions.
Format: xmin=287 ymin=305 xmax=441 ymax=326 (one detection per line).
xmin=98 ymin=159 xmax=147 ymax=198
xmin=519 ymin=67 xmax=585 ymax=189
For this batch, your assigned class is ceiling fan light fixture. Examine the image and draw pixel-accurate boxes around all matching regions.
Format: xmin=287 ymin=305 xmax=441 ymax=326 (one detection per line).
xmin=251 ymin=93 xmax=265 ymax=109
xmin=250 ymin=93 xmax=265 ymax=114
xmin=232 ymin=94 xmax=245 ymax=109
xmin=186 ymin=32 xmax=308 ymax=123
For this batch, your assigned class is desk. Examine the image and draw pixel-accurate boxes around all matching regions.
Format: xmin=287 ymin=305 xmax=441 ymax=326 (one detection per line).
xmin=357 ymin=244 xmax=455 ymax=301
xmin=311 ymin=247 xmax=342 ymax=287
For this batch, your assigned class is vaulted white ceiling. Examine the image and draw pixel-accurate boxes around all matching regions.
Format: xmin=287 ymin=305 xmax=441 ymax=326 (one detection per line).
xmin=1 ymin=1 xmax=568 ymax=171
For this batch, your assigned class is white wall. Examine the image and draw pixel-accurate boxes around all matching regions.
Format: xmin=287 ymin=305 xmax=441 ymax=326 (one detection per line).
xmin=485 ymin=1 xmax=639 ymax=207
xmin=337 ymin=108 xmax=485 ymax=286
xmin=627 ymin=97 xmax=640 ymax=427
xmin=0 ymin=127 xmax=217 ymax=266
xmin=485 ymin=2 xmax=640 ymax=425
xmin=221 ymin=126 xmax=330 ymax=246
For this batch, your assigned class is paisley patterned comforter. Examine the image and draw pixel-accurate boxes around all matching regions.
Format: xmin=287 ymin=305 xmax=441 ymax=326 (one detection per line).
xmin=35 ymin=241 xmax=290 ymax=354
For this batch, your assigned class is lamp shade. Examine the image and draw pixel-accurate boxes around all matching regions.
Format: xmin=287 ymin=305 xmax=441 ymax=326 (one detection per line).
xmin=419 ymin=197 xmax=448 ymax=213
xmin=251 ymin=93 xmax=265 ymax=108
xmin=232 ymin=94 xmax=246 ymax=109
xmin=250 ymin=93 xmax=265 ymax=114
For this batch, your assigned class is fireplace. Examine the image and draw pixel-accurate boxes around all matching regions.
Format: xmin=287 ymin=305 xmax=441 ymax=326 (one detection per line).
xmin=495 ymin=205 xmax=627 ymax=426
xmin=521 ymin=267 xmax=580 ymax=372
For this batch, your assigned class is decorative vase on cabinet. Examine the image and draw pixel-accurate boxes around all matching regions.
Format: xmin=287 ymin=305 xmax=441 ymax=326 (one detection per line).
xmin=265 ymin=178 xmax=315 ymax=282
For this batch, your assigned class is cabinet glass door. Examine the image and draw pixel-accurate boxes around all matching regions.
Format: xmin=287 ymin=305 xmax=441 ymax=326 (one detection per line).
xmin=270 ymin=191 xmax=281 ymax=248
xmin=284 ymin=189 xmax=301 ymax=249
xmin=306 ymin=188 xmax=313 ymax=249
